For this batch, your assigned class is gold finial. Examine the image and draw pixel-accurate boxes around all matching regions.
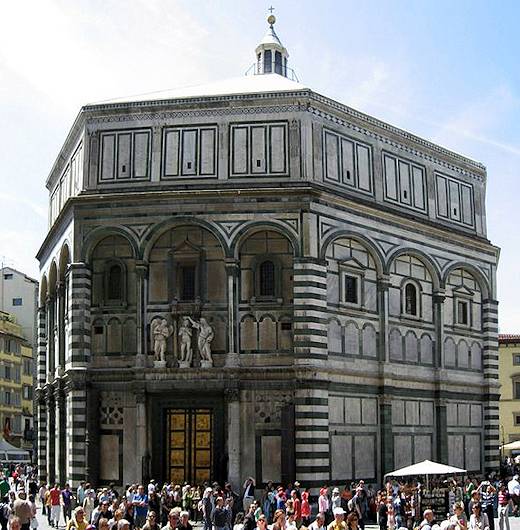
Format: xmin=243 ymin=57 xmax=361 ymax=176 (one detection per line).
xmin=267 ymin=6 xmax=276 ymax=26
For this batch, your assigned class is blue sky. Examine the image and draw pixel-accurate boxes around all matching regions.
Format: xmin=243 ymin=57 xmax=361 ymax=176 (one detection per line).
xmin=0 ymin=0 xmax=518 ymax=330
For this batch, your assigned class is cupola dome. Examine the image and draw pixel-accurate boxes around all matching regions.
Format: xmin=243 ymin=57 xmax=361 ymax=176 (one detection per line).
xmin=255 ymin=11 xmax=289 ymax=76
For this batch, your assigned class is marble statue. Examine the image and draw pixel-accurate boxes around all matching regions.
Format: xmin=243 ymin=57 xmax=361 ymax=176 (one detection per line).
xmin=151 ymin=318 xmax=173 ymax=362
xmin=188 ymin=316 xmax=214 ymax=365
xmin=177 ymin=317 xmax=193 ymax=366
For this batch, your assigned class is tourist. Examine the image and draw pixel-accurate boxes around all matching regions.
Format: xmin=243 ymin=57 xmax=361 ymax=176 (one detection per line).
xmin=92 ymin=502 xmax=114 ymax=527
xmin=256 ymin=514 xmax=268 ymax=530
xmin=99 ymin=518 xmax=111 ymax=530
xmin=468 ymin=492 xmax=481 ymax=516
xmin=308 ymin=513 xmax=326 ymax=530
xmin=233 ymin=513 xmax=245 ymax=530
xmin=469 ymin=504 xmax=489 ymax=530
xmin=37 ymin=484 xmax=47 ymax=517
xmin=0 ymin=480 xmax=8 ymax=502
xmin=327 ymin=507 xmax=346 ymax=530
xmin=271 ymin=509 xmax=286 ymax=530
xmin=276 ymin=489 xmax=286 ymax=512
xmin=418 ymin=509 xmax=435 ymax=530
xmin=13 ymin=491 xmax=32 ymax=530
xmin=123 ymin=503 xmax=136 ymax=530
xmin=77 ymin=482 xmax=86 ymax=509
xmin=26 ymin=495 xmax=36 ymax=530
xmin=507 ymin=476 xmax=520 ymax=517
xmin=109 ymin=509 xmax=125 ymax=530
xmin=149 ymin=493 xmax=161 ymax=520
xmin=8 ymin=516 xmax=21 ymax=530
xmin=449 ymin=502 xmax=467 ymax=530
xmin=479 ymin=483 xmax=495 ymax=530
xmin=285 ymin=513 xmax=297 ymax=530
xmin=161 ymin=510 xmax=178 ymax=530
xmin=377 ymin=494 xmax=388 ymax=530
xmin=0 ymin=496 xmax=10 ymax=530
xmin=291 ymin=491 xmax=301 ymax=527
xmin=331 ymin=489 xmax=341 ymax=511
xmin=497 ymin=484 xmax=512 ymax=530
xmin=83 ymin=486 xmax=96 ymax=523
xmin=346 ymin=512 xmax=359 ymax=530
xmin=318 ymin=488 xmax=329 ymax=522
xmin=133 ymin=485 xmax=149 ymax=529
xmin=66 ymin=507 xmax=88 ymax=530
xmin=201 ymin=488 xmax=213 ymax=530
xmin=142 ymin=511 xmax=161 ymax=530
xmin=177 ymin=511 xmax=192 ymax=530
xmin=243 ymin=479 xmax=255 ymax=515
xmin=118 ymin=520 xmax=131 ymax=530
xmin=211 ymin=496 xmax=229 ymax=530
xmin=62 ymin=483 xmax=74 ymax=523
xmin=301 ymin=490 xmax=311 ymax=527
xmin=49 ymin=484 xmax=61 ymax=529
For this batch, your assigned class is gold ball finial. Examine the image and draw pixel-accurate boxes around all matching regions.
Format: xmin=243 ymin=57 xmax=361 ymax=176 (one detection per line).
xmin=267 ymin=14 xmax=276 ymax=25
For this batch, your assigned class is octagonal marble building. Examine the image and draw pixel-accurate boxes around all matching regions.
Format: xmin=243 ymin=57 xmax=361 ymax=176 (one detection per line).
xmin=36 ymin=17 xmax=500 ymax=490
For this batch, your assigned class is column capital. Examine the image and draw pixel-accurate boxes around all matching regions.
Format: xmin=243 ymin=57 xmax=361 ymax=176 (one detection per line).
xmin=377 ymin=275 xmax=391 ymax=292
xmin=135 ymin=261 xmax=149 ymax=278
xmin=224 ymin=386 xmax=240 ymax=402
xmin=293 ymin=256 xmax=328 ymax=268
xmin=68 ymin=262 xmax=91 ymax=273
xmin=224 ymin=258 xmax=240 ymax=275
xmin=433 ymin=290 xmax=446 ymax=304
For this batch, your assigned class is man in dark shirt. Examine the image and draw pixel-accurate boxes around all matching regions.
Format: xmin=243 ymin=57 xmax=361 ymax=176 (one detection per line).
xmin=177 ymin=511 xmax=192 ymax=530
xmin=61 ymin=484 xmax=73 ymax=522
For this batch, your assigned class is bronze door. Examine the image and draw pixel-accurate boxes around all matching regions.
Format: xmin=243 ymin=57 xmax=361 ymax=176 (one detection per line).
xmin=166 ymin=408 xmax=213 ymax=485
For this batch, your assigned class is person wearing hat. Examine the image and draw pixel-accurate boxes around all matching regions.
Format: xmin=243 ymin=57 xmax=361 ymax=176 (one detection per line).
xmin=327 ymin=508 xmax=346 ymax=530
xmin=331 ymin=489 xmax=341 ymax=511
xmin=318 ymin=488 xmax=330 ymax=524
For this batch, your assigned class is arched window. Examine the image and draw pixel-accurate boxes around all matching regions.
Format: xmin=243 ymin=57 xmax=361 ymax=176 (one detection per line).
xmin=259 ymin=260 xmax=275 ymax=297
xmin=404 ymin=283 xmax=418 ymax=316
xmin=107 ymin=264 xmax=122 ymax=301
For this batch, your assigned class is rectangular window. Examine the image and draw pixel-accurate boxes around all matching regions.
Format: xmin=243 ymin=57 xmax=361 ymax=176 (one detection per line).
xmin=344 ymin=275 xmax=359 ymax=304
xmin=12 ymin=298 xmax=22 ymax=306
xmin=5 ymin=392 xmax=10 ymax=406
xmin=515 ymin=382 xmax=520 ymax=400
xmin=514 ymin=354 xmax=520 ymax=366
xmin=515 ymin=414 xmax=520 ymax=426
xmin=181 ymin=265 xmax=196 ymax=301
xmin=4 ymin=366 xmax=11 ymax=380
xmin=3 ymin=273 xmax=13 ymax=280
xmin=457 ymin=300 xmax=469 ymax=325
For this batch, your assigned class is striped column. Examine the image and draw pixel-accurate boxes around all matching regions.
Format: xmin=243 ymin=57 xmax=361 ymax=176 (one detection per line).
xmin=65 ymin=379 xmax=87 ymax=487
xmin=55 ymin=385 xmax=67 ymax=486
xmin=37 ymin=306 xmax=47 ymax=385
xmin=293 ymin=258 xmax=330 ymax=490
xmin=35 ymin=390 xmax=47 ymax=482
xmin=482 ymin=298 xmax=500 ymax=472
xmin=46 ymin=387 xmax=56 ymax=484
xmin=67 ymin=263 xmax=91 ymax=367
xmin=294 ymin=386 xmax=330 ymax=492
xmin=293 ymin=258 xmax=328 ymax=364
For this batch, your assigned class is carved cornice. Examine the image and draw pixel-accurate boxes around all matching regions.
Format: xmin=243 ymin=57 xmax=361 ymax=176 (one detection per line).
xmin=224 ymin=386 xmax=240 ymax=402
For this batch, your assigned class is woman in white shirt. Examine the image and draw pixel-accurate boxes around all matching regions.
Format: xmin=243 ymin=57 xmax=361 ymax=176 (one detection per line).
xmin=469 ymin=503 xmax=489 ymax=530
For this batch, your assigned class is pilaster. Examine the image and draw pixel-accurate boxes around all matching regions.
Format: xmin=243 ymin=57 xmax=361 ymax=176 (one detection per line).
xmin=225 ymin=386 xmax=241 ymax=488
xmin=377 ymin=276 xmax=391 ymax=362
xmin=35 ymin=389 xmax=47 ymax=482
xmin=433 ymin=292 xmax=445 ymax=368
xmin=379 ymin=396 xmax=394 ymax=478
xmin=67 ymin=263 xmax=91 ymax=367
xmin=225 ymin=259 xmax=240 ymax=366
xmin=45 ymin=386 xmax=56 ymax=485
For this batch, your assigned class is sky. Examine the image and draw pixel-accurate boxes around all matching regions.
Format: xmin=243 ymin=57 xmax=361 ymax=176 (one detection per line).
xmin=0 ymin=0 xmax=519 ymax=331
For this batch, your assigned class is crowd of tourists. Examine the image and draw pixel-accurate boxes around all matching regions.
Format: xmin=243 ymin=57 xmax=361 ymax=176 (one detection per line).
xmin=2 ymin=466 xmax=520 ymax=530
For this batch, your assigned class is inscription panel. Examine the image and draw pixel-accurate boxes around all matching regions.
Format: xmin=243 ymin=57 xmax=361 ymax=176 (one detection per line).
xmin=162 ymin=125 xmax=217 ymax=179
xmin=382 ymin=152 xmax=427 ymax=213
xmin=435 ymin=172 xmax=475 ymax=228
xmin=323 ymin=128 xmax=374 ymax=194
xmin=229 ymin=121 xmax=289 ymax=177
xmin=99 ymin=129 xmax=151 ymax=182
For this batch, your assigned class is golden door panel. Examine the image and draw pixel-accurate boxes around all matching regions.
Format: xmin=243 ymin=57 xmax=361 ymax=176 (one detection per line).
xmin=166 ymin=408 xmax=213 ymax=485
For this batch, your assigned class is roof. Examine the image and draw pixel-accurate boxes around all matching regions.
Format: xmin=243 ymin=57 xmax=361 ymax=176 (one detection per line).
xmin=0 ymin=266 xmax=38 ymax=285
xmin=258 ymin=24 xmax=284 ymax=48
xmin=499 ymin=334 xmax=520 ymax=343
xmin=89 ymin=73 xmax=308 ymax=106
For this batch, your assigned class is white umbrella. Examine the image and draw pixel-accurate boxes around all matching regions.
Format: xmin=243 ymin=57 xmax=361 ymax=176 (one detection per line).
xmin=385 ymin=459 xmax=467 ymax=490
xmin=501 ymin=441 xmax=520 ymax=451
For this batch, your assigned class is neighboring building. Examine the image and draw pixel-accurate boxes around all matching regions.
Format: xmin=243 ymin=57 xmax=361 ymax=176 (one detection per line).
xmin=36 ymin=15 xmax=499 ymax=489
xmin=0 ymin=266 xmax=38 ymax=347
xmin=498 ymin=335 xmax=520 ymax=446
xmin=0 ymin=311 xmax=34 ymax=454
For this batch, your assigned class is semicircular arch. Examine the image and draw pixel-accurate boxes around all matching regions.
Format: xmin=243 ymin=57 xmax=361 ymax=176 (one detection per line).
xmin=441 ymin=262 xmax=490 ymax=299
xmin=141 ymin=217 xmax=229 ymax=262
xmin=320 ymin=230 xmax=384 ymax=277
xmin=231 ymin=221 xmax=301 ymax=259
xmin=82 ymin=227 xmax=139 ymax=263
xmin=385 ymin=247 xmax=441 ymax=291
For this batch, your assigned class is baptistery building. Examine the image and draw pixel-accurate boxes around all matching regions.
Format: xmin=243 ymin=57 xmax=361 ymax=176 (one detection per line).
xmin=36 ymin=16 xmax=500 ymax=490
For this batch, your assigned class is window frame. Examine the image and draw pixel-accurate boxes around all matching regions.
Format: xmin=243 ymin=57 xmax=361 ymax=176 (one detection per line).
xmin=455 ymin=298 xmax=471 ymax=327
xmin=252 ymin=255 xmax=283 ymax=304
xmin=400 ymin=279 xmax=422 ymax=320
xmin=338 ymin=264 xmax=364 ymax=309
xmin=514 ymin=380 xmax=520 ymax=400
xmin=102 ymin=259 xmax=127 ymax=308
xmin=513 ymin=354 xmax=520 ymax=366
xmin=12 ymin=298 xmax=22 ymax=306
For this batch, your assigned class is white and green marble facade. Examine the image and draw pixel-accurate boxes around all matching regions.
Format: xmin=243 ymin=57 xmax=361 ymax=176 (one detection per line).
xmin=35 ymin=74 xmax=499 ymax=491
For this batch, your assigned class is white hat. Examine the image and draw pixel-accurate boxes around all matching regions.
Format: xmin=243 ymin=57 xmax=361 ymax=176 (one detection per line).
xmin=333 ymin=507 xmax=345 ymax=516
xmin=333 ymin=487 xmax=340 ymax=493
